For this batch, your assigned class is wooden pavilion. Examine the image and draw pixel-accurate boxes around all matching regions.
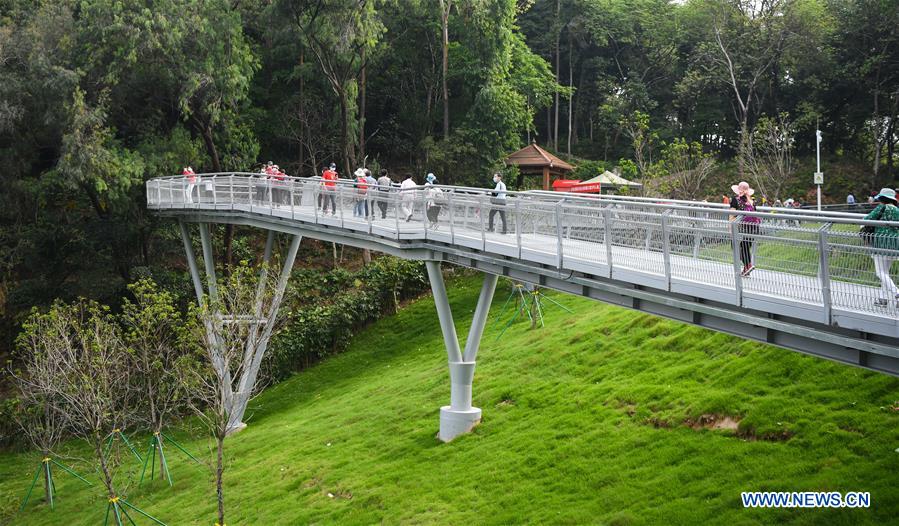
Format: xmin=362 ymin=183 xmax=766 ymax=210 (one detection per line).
xmin=504 ymin=142 xmax=575 ymax=190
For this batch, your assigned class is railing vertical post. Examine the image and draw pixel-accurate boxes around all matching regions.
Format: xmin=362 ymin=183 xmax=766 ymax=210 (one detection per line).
xmin=448 ymin=191 xmax=455 ymax=245
xmin=661 ymin=211 xmax=671 ymax=290
xmin=731 ymin=218 xmax=744 ymax=305
xmin=422 ymin=189 xmax=429 ymax=238
xmin=818 ymin=223 xmax=833 ymax=324
xmin=515 ymin=198 xmax=522 ymax=260
xmin=212 ymin=175 xmax=217 ymax=207
xmin=393 ymin=190 xmax=402 ymax=241
xmin=555 ymin=201 xmax=564 ymax=269
xmin=291 ymin=180 xmax=296 ymax=220
xmin=480 ymin=194 xmax=486 ymax=251
xmin=367 ymin=186 xmax=373 ymax=235
xmin=229 ymin=175 xmax=234 ymax=210
xmin=603 ymin=207 xmax=613 ymax=278
xmin=692 ymin=216 xmax=701 ymax=259
xmin=339 ymin=186 xmax=345 ymax=228
xmin=313 ymin=181 xmax=319 ymax=223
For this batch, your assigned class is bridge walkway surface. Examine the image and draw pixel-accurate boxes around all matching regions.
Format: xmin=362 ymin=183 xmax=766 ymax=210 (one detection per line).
xmin=149 ymin=173 xmax=899 ymax=440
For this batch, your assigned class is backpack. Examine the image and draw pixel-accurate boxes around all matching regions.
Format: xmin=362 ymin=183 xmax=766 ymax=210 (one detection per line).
xmin=860 ymin=206 xmax=885 ymax=245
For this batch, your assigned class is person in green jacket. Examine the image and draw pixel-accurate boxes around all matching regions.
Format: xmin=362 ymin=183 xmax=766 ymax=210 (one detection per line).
xmin=864 ymin=188 xmax=899 ymax=306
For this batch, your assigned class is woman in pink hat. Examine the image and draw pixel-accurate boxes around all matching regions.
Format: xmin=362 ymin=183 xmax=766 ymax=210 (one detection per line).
xmin=729 ymin=181 xmax=761 ymax=276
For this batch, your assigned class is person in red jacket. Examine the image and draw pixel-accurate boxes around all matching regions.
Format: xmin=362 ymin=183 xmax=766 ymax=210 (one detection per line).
xmin=182 ymin=166 xmax=196 ymax=203
xmin=268 ymin=164 xmax=287 ymax=205
xmin=321 ymin=163 xmax=338 ymax=215
xmin=353 ymin=168 xmax=369 ymax=217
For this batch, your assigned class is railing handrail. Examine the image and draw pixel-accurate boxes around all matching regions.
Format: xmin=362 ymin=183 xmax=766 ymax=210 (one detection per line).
xmin=152 ymin=174 xmax=899 ymax=227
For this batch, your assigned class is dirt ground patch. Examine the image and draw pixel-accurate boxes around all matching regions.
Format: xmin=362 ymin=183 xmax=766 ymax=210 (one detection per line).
xmin=687 ymin=414 xmax=741 ymax=431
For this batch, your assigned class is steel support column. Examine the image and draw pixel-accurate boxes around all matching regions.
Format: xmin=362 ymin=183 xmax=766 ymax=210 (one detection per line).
xmin=177 ymin=221 xmax=303 ymax=436
xmin=425 ymin=261 xmax=498 ymax=442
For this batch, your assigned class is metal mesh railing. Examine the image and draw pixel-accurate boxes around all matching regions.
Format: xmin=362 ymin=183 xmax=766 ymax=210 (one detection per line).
xmin=148 ymin=174 xmax=899 ymax=327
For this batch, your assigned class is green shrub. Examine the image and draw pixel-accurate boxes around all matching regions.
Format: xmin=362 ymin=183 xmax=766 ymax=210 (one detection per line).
xmin=265 ymin=258 xmax=428 ymax=381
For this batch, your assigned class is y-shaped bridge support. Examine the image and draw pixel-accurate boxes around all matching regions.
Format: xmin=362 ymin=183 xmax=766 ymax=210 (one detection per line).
xmin=179 ymin=221 xmax=302 ymax=434
xmin=425 ymin=261 xmax=498 ymax=442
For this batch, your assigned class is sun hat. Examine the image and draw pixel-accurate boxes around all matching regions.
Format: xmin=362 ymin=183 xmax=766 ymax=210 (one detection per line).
xmin=426 ymin=173 xmax=436 ymax=183
xmin=874 ymin=188 xmax=897 ymax=203
xmin=354 ymin=168 xmax=366 ymax=178
xmin=731 ymin=181 xmax=755 ymax=197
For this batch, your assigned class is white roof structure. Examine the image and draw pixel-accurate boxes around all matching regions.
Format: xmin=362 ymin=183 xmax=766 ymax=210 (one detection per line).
xmin=583 ymin=170 xmax=643 ymax=188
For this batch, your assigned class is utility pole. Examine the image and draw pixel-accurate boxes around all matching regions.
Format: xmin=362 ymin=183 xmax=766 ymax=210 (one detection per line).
xmin=815 ymin=127 xmax=823 ymax=211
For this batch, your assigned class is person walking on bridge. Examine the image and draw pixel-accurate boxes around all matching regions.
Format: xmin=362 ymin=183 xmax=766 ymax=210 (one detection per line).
xmin=353 ymin=168 xmax=369 ymax=217
xmin=487 ymin=172 xmax=508 ymax=234
xmin=424 ymin=173 xmax=443 ymax=229
xmin=865 ymin=188 xmax=899 ymax=307
xmin=377 ymin=169 xmax=393 ymax=219
xmin=730 ymin=181 xmax=761 ymax=277
xmin=364 ymin=169 xmax=378 ymax=220
xmin=182 ymin=166 xmax=196 ymax=203
xmin=321 ymin=163 xmax=338 ymax=215
xmin=400 ymin=174 xmax=416 ymax=222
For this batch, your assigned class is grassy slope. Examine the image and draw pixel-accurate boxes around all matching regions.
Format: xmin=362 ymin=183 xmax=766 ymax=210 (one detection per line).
xmin=1 ymin=274 xmax=897 ymax=525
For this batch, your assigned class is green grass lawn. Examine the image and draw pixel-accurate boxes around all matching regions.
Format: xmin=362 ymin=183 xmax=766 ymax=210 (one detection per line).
xmin=2 ymin=273 xmax=898 ymax=525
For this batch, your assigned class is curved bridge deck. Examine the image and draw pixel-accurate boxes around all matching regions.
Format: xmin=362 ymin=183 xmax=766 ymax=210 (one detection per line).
xmin=148 ymin=174 xmax=899 ymax=376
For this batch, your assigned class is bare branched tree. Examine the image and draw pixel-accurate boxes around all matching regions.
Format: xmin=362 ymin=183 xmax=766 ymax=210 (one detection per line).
xmin=710 ymin=0 xmax=792 ymax=176
xmin=11 ymin=313 xmax=73 ymax=505
xmin=18 ymin=300 xmax=135 ymax=502
xmin=182 ymin=261 xmax=291 ymax=526
xmin=746 ymin=113 xmax=795 ymax=201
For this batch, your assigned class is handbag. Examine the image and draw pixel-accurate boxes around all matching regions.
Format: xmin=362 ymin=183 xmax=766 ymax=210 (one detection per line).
xmin=860 ymin=206 xmax=884 ymax=245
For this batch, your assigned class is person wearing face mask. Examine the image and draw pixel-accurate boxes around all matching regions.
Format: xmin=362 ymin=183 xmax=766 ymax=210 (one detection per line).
xmin=487 ymin=173 xmax=507 ymax=234
xmin=424 ymin=173 xmax=443 ymax=229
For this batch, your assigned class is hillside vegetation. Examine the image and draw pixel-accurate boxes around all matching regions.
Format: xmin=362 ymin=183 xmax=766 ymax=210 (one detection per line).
xmin=1 ymin=274 xmax=897 ymax=525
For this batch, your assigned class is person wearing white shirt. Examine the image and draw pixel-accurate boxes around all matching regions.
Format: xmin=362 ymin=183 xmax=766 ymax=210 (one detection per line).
xmin=376 ymin=169 xmax=393 ymax=219
xmin=487 ymin=173 xmax=508 ymax=234
xmin=400 ymin=174 xmax=417 ymax=221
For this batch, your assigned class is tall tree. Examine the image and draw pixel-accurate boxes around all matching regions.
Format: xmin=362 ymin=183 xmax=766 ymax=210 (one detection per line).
xmin=439 ymin=0 xmax=453 ymax=141
xmin=281 ymin=0 xmax=385 ymax=177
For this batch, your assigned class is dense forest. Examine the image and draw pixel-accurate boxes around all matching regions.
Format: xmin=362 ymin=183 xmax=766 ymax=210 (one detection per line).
xmin=0 ymin=0 xmax=897 ymax=357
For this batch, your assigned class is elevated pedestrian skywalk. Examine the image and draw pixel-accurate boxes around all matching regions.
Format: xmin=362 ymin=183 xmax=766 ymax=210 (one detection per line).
xmin=148 ymin=173 xmax=899 ymax=382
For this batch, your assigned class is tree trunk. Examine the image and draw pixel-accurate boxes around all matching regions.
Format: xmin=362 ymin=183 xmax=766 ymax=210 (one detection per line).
xmin=358 ymin=50 xmax=367 ymax=161
xmin=553 ymin=0 xmax=561 ymax=151
xmin=362 ymin=249 xmax=371 ymax=265
xmin=872 ymin=86 xmax=882 ymax=187
xmin=198 ymin=123 xmax=234 ymax=273
xmin=440 ymin=0 xmax=451 ymax=141
xmin=42 ymin=450 xmax=51 ymax=504
xmin=200 ymin=125 xmax=222 ymax=174
xmin=216 ymin=435 xmax=225 ymax=526
xmin=738 ymin=118 xmax=749 ymax=179
xmin=546 ymin=105 xmax=551 ymax=146
xmin=887 ymin=117 xmax=896 ymax=182
xmin=339 ymin=89 xmax=353 ymax=177
xmin=567 ymin=32 xmax=573 ymax=156
xmin=93 ymin=432 xmax=116 ymax=498
xmin=299 ymin=49 xmax=305 ymax=176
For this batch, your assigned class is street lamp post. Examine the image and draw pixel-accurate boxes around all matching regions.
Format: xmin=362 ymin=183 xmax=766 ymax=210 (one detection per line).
xmin=815 ymin=129 xmax=823 ymax=211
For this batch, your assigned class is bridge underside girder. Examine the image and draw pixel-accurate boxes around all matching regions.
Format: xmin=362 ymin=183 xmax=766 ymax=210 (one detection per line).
xmin=167 ymin=210 xmax=899 ymax=381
